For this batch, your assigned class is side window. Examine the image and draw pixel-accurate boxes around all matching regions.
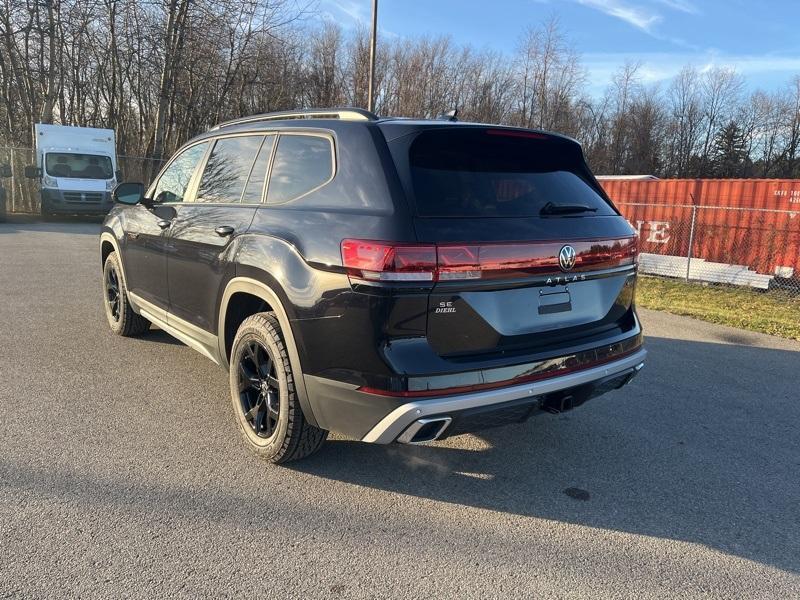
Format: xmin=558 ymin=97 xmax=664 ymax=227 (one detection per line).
xmin=267 ymin=135 xmax=333 ymax=204
xmin=241 ymin=136 xmax=275 ymax=204
xmin=195 ymin=135 xmax=264 ymax=203
xmin=152 ymin=142 xmax=208 ymax=204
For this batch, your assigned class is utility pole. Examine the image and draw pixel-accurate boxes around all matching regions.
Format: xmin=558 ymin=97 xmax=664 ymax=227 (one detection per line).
xmin=367 ymin=0 xmax=378 ymax=113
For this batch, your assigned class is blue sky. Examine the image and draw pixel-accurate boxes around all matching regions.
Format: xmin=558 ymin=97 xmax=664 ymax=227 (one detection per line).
xmin=318 ymin=0 xmax=800 ymax=95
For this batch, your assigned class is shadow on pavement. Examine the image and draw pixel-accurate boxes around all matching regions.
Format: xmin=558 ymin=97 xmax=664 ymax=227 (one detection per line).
xmin=0 ymin=213 xmax=103 ymax=234
xmin=141 ymin=328 xmax=186 ymax=346
xmin=289 ymin=334 xmax=800 ymax=575
xmin=1 ymin=334 xmax=798 ymax=576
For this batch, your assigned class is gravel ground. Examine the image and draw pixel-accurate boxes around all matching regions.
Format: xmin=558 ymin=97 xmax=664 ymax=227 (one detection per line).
xmin=1 ymin=217 xmax=799 ymax=599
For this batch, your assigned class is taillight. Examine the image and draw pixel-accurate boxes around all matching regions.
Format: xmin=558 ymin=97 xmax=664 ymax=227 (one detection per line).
xmin=341 ymin=239 xmax=437 ymax=282
xmin=341 ymin=237 xmax=637 ymax=283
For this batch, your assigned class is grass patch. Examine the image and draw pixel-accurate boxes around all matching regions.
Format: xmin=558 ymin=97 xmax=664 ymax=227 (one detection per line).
xmin=637 ymin=276 xmax=800 ymax=341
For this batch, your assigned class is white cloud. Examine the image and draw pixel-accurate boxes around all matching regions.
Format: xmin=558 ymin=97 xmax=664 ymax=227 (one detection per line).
xmin=321 ymin=0 xmax=368 ymax=22
xmin=655 ymin=0 xmax=699 ymax=14
xmin=319 ymin=0 xmax=399 ymax=38
xmin=573 ymin=0 xmax=700 ymax=44
xmin=582 ymin=50 xmax=800 ymax=94
xmin=576 ymin=0 xmax=662 ymax=32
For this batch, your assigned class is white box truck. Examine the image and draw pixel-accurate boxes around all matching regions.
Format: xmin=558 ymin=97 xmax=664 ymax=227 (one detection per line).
xmin=25 ymin=124 xmax=120 ymax=217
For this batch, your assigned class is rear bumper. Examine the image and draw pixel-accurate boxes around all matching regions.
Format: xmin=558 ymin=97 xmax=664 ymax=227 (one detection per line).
xmin=362 ymin=348 xmax=646 ymax=443
xmin=306 ymin=346 xmax=646 ymax=443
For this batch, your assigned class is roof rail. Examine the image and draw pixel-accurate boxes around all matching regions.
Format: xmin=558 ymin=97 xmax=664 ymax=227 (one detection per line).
xmin=210 ymin=107 xmax=379 ymax=131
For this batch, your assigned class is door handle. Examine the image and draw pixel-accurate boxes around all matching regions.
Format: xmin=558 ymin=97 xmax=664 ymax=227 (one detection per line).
xmin=215 ymin=225 xmax=235 ymax=237
xmin=157 ymin=219 xmax=172 ymax=230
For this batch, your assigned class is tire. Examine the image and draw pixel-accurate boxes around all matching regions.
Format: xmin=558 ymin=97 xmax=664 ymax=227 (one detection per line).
xmin=229 ymin=312 xmax=327 ymax=463
xmin=102 ymin=251 xmax=150 ymax=336
xmin=40 ymin=199 xmax=52 ymax=221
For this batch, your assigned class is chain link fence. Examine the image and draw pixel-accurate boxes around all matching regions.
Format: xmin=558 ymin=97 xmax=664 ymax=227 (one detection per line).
xmin=0 ymin=146 xmax=165 ymax=213
xmin=617 ymin=202 xmax=800 ymax=296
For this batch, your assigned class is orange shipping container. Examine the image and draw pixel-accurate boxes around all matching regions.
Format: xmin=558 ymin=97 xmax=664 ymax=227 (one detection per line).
xmin=598 ymin=178 xmax=800 ymax=279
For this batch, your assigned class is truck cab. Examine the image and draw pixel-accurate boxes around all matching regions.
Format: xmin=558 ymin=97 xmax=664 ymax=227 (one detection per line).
xmin=27 ymin=124 xmax=120 ymax=217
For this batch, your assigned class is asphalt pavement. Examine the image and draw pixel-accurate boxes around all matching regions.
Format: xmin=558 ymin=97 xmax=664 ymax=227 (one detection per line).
xmin=1 ymin=216 xmax=799 ymax=598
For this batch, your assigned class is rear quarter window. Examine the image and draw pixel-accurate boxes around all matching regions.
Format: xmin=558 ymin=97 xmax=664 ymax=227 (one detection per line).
xmin=267 ymin=134 xmax=334 ymax=204
xmin=407 ymin=128 xmax=614 ymax=217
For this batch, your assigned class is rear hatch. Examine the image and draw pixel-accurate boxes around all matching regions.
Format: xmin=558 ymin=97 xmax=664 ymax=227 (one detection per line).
xmin=382 ymin=124 xmax=638 ymax=358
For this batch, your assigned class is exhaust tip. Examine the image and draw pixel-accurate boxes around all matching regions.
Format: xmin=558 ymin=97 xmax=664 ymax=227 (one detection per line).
xmin=397 ymin=417 xmax=452 ymax=444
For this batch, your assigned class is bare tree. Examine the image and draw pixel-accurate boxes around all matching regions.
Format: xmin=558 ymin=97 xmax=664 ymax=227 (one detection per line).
xmin=513 ymin=17 xmax=585 ymax=133
xmin=664 ymin=65 xmax=702 ymax=177
xmin=697 ymin=66 xmax=744 ymax=174
xmin=1 ymin=1 xmax=799 ymax=188
xmin=607 ymin=61 xmax=642 ymax=173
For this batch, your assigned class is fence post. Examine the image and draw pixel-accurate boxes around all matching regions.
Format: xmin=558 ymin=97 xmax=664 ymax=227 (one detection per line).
xmin=9 ymin=147 xmax=15 ymax=213
xmin=685 ymin=204 xmax=698 ymax=282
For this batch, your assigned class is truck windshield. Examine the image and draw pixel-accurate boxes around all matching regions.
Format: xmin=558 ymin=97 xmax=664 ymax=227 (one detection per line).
xmin=407 ymin=128 xmax=614 ymax=217
xmin=45 ymin=153 xmax=113 ymax=180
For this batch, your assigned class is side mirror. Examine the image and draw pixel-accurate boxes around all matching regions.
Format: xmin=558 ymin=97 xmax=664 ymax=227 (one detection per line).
xmin=0 ymin=164 xmax=10 ymax=178
xmin=112 ymin=181 xmax=145 ymax=205
xmin=24 ymin=165 xmax=41 ymax=179
xmin=115 ymin=169 xmax=123 ymax=182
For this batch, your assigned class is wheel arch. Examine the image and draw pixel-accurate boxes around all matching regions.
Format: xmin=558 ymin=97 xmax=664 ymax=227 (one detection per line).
xmin=218 ymin=277 xmax=320 ymax=428
xmin=99 ymin=232 xmax=129 ymax=291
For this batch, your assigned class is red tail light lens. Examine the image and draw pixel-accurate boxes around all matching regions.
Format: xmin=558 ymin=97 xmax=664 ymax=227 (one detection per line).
xmin=341 ymin=237 xmax=637 ymax=283
xmin=341 ymin=240 xmax=437 ymax=281
xmin=436 ymin=245 xmax=481 ymax=280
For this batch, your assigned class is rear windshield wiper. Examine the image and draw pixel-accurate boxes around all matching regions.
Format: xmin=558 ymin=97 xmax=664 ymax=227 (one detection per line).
xmin=540 ymin=202 xmax=598 ymax=215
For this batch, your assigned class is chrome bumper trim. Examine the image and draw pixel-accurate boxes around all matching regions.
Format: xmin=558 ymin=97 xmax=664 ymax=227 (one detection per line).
xmin=361 ymin=348 xmax=647 ymax=444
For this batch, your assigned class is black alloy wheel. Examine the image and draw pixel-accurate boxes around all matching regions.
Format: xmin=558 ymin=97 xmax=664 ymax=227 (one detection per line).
xmin=228 ymin=312 xmax=327 ymax=462
xmin=105 ymin=264 xmax=121 ymax=322
xmin=237 ymin=341 xmax=281 ymax=439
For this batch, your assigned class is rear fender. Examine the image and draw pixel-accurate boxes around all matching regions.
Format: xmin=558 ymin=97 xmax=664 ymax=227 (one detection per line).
xmin=218 ymin=276 xmax=321 ymax=429
xmin=99 ymin=230 xmax=130 ymax=291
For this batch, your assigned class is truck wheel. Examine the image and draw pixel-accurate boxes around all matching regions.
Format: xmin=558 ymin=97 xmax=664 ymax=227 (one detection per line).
xmin=229 ymin=312 xmax=327 ymax=464
xmin=103 ymin=251 xmax=150 ymax=336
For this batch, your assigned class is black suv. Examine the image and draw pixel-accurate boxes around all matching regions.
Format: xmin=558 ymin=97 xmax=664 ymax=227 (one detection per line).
xmin=100 ymin=108 xmax=646 ymax=463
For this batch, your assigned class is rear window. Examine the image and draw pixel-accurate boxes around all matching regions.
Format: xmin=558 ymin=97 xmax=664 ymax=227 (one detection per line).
xmin=407 ymin=128 xmax=614 ymax=217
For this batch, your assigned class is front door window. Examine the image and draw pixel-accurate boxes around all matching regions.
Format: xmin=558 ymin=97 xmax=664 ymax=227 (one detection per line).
xmin=152 ymin=142 xmax=209 ymax=204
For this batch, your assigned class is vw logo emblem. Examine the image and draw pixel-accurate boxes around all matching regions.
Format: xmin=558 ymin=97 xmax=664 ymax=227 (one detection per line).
xmin=559 ymin=245 xmax=577 ymax=271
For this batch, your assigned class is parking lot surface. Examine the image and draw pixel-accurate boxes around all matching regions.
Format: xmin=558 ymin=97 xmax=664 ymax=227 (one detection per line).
xmin=1 ymin=217 xmax=799 ymax=598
